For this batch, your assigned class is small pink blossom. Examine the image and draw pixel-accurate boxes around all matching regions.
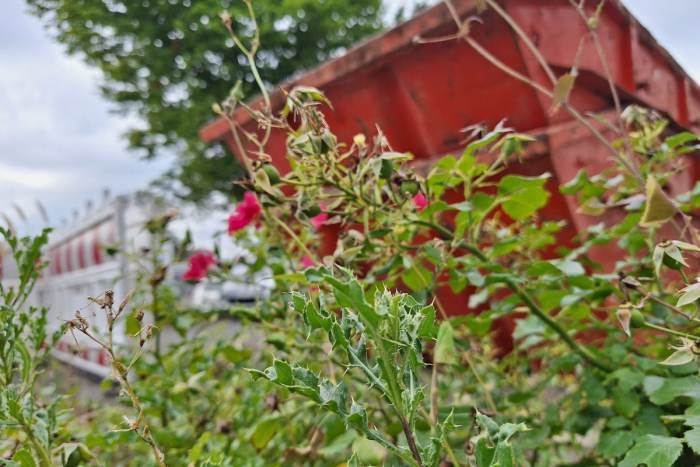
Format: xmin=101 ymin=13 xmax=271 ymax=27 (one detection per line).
xmin=300 ymin=256 xmax=315 ymax=268
xmin=412 ymin=193 xmax=428 ymax=212
xmin=228 ymin=192 xmax=262 ymax=234
xmin=310 ymin=203 xmax=328 ymax=230
xmin=182 ymin=251 xmax=217 ymax=282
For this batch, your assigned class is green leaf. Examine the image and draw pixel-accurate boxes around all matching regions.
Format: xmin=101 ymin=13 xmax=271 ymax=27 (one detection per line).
xmin=644 ymin=375 xmax=700 ymax=405
xmin=324 ymin=274 xmax=382 ymax=328
xmin=273 ymin=359 xmax=294 ymax=386
xmin=597 ymin=430 xmax=634 ymax=458
xmin=417 ymin=306 xmax=435 ymax=338
xmin=474 ymin=437 xmax=496 ymax=467
xmin=550 ymin=259 xmax=585 ymax=277
xmin=12 ymin=449 xmax=36 ymax=467
xmin=685 ymin=427 xmax=700 ymax=455
xmin=221 ymin=346 xmax=253 ymax=364
xmin=640 ymin=176 xmax=677 ymax=228
xmin=497 ymin=174 xmax=551 ymax=221
xmin=618 ymin=435 xmax=682 ymax=467
xmin=351 ymin=437 xmax=385 ymax=465
xmin=612 ymin=386 xmax=640 ymax=418
xmin=434 ymin=322 xmax=456 ymax=365
xmin=250 ymin=417 xmax=280 ymax=450
xmin=125 ymin=314 xmax=140 ymax=336
xmin=659 ymin=347 xmax=695 ymax=366
xmin=368 ymin=229 xmax=391 ymax=239
xmin=475 ymin=410 xmax=499 ymax=436
xmin=190 ymin=432 xmax=212 ymax=463
xmin=665 ymin=132 xmax=699 ymax=149
xmin=401 ymin=267 xmax=431 ymax=292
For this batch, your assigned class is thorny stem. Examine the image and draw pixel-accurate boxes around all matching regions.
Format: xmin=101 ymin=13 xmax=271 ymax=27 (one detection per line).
xmin=401 ymin=244 xmax=500 ymax=416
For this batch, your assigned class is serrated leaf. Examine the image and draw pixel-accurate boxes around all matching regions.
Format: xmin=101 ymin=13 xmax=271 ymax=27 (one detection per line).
xmin=498 ymin=174 xmax=551 ymax=221
xmin=644 ymin=375 xmax=700 ymax=405
xmin=475 ymin=410 xmax=499 ymax=436
xmin=324 ymin=275 xmax=382 ymax=328
xmin=640 ymin=176 xmax=676 ymax=227
xmin=273 ymin=360 xmax=293 ymax=385
xmin=685 ymin=426 xmax=700 ymax=455
xmin=618 ymin=434 xmax=682 ymax=467
xmin=597 ymin=430 xmax=634 ymax=458
xmin=417 ymin=306 xmax=435 ymax=338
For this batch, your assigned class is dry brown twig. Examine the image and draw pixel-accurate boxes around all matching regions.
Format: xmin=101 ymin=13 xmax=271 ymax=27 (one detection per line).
xmin=60 ymin=288 xmax=168 ymax=467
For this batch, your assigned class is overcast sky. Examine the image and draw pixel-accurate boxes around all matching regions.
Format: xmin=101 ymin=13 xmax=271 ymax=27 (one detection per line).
xmin=1 ymin=0 xmax=700 ymax=249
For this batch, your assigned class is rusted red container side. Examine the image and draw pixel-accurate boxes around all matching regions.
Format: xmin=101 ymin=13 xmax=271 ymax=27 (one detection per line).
xmin=199 ymin=0 xmax=700 ymax=344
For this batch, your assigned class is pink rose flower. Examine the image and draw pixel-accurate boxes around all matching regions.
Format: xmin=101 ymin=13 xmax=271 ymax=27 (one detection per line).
xmin=412 ymin=193 xmax=428 ymax=212
xmin=228 ymin=192 xmax=262 ymax=234
xmin=182 ymin=251 xmax=217 ymax=282
xmin=300 ymin=256 xmax=315 ymax=268
xmin=310 ymin=203 xmax=328 ymax=230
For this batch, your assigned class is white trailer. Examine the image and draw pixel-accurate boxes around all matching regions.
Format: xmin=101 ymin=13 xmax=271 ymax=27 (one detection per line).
xmin=1 ymin=192 xmax=159 ymax=378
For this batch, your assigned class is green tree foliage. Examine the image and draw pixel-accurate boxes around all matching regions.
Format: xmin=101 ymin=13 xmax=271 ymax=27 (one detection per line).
xmin=25 ymin=0 xmax=383 ymax=203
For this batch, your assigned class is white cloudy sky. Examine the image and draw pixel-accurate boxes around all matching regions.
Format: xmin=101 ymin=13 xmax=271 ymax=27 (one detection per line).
xmin=1 ymin=0 xmax=700 ymax=249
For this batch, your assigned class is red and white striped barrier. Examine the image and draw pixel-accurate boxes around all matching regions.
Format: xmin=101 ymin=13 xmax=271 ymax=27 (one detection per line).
xmin=48 ymin=218 xmax=116 ymax=276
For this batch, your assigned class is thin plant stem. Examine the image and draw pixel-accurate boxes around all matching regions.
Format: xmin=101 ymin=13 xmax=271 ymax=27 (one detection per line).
xmin=26 ymin=430 xmax=53 ymax=467
xmin=269 ymin=214 xmax=319 ymax=266
xmin=643 ymin=322 xmax=696 ymax=340
xmin=463 ymin=351 xmax=498 ymax=414
xmin=484 ymin=0 xmax=558 ymax=85
xmin=645 ymin=294 xmax=695 ymax=321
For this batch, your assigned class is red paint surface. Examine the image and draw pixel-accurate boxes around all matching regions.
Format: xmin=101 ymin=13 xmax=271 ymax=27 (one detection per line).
xmin=199 ymin=0 xmax=700 ymax=350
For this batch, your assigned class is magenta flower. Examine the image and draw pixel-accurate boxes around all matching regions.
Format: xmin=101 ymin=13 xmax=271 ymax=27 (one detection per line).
xmin=310 ymin=203 xmax=328 ymax=230
xmin=412 ymin=193 xmax=428 ymax=212
xmin=300 ymin=256 xmax=315 ymax=268
xmin=228 ymin=192 xmax=262 ymax=234
xmin=182 ymin=251 xmax=217 ymax=282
